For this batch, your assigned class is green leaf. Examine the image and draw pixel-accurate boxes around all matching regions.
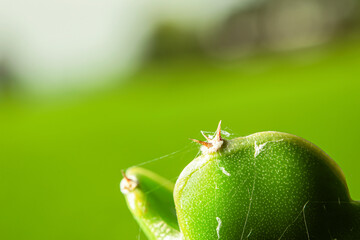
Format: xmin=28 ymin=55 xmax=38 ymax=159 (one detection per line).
xmin=121 ymin=167 xmax=181 ymax=240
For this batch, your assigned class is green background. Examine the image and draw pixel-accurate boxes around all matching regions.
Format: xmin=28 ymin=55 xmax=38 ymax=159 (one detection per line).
xmin=1 ymin=39 xmax=359 ymax=239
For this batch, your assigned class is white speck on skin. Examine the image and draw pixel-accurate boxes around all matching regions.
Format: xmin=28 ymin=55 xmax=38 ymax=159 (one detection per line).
xmin=216 ymin=217 xmax=222 ymax=239
xmin=219 ymin=167 xmax=231 ymax=176
xmin=254 ymin=141 xmax=267 ymax=158
xmin=254 ymin=139 xmax=283 ymax=157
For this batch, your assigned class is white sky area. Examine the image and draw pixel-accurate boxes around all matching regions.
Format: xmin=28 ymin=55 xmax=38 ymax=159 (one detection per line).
xmin=0 ymin=0 xmax=250 ymax=94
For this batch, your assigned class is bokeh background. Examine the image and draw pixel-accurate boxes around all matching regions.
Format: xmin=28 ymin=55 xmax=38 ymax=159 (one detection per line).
xmin=1 ymin=0 xmax=360 ymax=239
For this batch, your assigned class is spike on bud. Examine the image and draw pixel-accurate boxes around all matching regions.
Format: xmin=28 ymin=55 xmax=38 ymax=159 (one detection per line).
xmin=214 ymin=120 xmax=222 ymax=141
xmin=201 ymin=131 xmax=212 ymax=142
xmin=121 ymin=170 xmax=130 ymax=182
xmin=120 ymin=170 xmax=138 ymax=194
xmin=190 ymin=138 xmax=213 ymax=148
xmin=190 ymin=121 xmax=224 ymax=154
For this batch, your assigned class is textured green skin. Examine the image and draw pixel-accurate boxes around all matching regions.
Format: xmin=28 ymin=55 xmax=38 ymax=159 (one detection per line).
xmin=123 ymin=167 xmax=181 ymax=240
xmin=174 ymin=132 xmax=360 ymax=239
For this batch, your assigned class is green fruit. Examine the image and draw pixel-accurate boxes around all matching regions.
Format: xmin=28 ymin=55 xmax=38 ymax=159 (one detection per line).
xmin=121 ymin=167 xmax=181 ymax=240
xmin=121 ymin=122 xmax=360 ymax=239
xmin=174 ymin=122 xmax=360 ymax=239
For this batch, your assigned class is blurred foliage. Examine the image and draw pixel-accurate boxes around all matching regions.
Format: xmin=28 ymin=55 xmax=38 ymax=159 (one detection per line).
xmin=150 ymin=0 xmax=360 ymax=61
xmin=1 ymin=37 xmax=360 ymax=239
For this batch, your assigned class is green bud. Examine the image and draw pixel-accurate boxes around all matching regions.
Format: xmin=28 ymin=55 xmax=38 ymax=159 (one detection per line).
xmin=121 ymin=167 xmax=181 ymax=240
xmin=174 ymin=123 xmax=360 ymax=239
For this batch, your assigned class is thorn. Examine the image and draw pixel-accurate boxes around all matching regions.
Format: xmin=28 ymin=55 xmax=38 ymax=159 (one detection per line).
xmin=120 ymin=170 xmax=138 ymax=194
xmin=121 ymin=170 xmax=130 ymax=182
xmin=215 ymin=120 xmax=222 ymax=141
xmin=190 ymin=138 xmax=213 ymax=148
xmin=201 ymin=131 xmax=211 ymax=141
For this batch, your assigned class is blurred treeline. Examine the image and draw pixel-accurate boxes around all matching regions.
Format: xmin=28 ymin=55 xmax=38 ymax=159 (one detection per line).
xmin=0 ymin=0 xmax=360 ymax=98
xmin=152 ymin=0 xmax=360 ymax=58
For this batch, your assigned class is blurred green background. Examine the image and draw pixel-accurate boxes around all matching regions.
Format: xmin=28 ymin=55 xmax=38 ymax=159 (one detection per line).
xmin=1 ymin=0 xmax=360 ymax=239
